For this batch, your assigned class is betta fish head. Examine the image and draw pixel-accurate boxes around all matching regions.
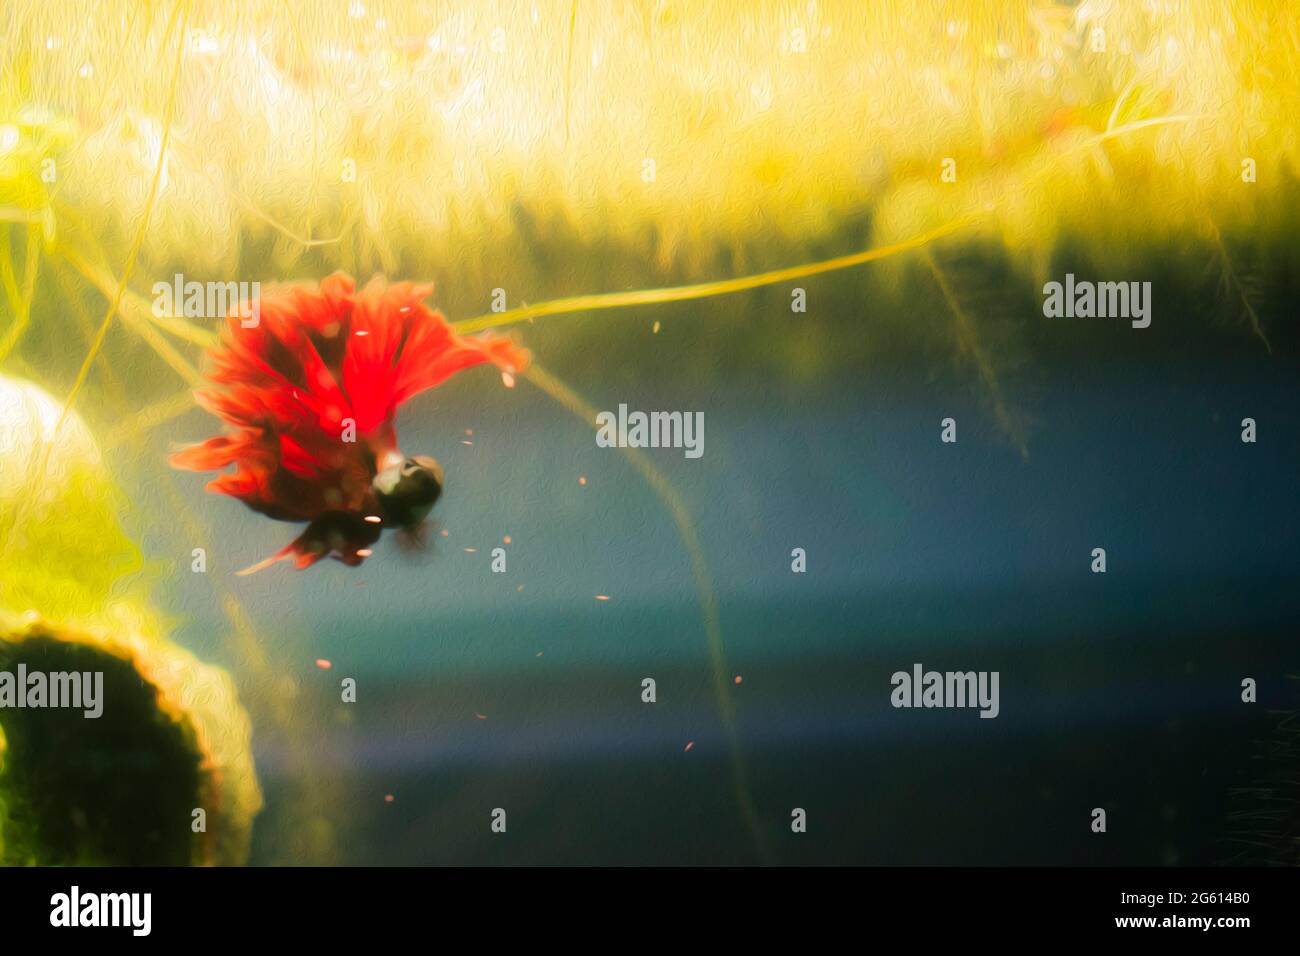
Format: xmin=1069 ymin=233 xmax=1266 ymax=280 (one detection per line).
xmin=373 ymin=454 xmax=445 ymax=529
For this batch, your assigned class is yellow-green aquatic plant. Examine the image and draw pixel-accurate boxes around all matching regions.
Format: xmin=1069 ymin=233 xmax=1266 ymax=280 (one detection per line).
xmin=0 ymin=373 xmax=154 ymax=629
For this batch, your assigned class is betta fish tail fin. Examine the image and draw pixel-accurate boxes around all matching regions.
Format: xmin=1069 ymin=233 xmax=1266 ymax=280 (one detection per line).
xmin=340 ymin=277 xmax=530 ymax=433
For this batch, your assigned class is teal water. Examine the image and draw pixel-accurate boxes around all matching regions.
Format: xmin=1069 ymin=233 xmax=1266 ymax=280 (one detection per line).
xmin=133 ymin=322 xmax=1299 ymax=863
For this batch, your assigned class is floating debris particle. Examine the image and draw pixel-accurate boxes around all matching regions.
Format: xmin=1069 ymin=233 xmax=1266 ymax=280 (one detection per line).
xmin=315 ymin=659 xmax=332 ymax=670
xmin=595 ymin=594 xmax=611 ymax=602
xmin=684 ymin=741 xmax=695 ymax=752
xmin=652 ymin=321 xmax=661 ymax=334
xmin=384 ymin=794 xmax=395 ymax=803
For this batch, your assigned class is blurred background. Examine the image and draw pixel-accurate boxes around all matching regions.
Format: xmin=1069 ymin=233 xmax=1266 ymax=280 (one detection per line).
xmin=1 ymin=1 xmax=1297 ymax=864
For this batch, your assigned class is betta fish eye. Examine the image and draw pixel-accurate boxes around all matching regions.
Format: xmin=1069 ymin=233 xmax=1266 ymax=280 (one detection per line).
xmin=374 ymin=454 xmax=444 ymax=529
xmin=408 ymin=455 xmax=444 ymax=486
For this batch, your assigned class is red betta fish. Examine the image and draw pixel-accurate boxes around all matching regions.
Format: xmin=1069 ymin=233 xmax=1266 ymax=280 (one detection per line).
xmin=170 ymin=272 xmax=527 ymax=574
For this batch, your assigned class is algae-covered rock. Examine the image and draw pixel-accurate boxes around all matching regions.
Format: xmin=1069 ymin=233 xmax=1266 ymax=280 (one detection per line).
xmin=0 ymin=613 xmax=263 ymax=865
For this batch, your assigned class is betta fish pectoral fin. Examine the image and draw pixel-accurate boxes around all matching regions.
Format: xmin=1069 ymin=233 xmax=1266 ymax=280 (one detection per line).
xmin=236 ymin=512 xmax=384 ymax=576
xmin=172 ymin=272 xmax=529 ymax=572
xmin=235 ymin=545 xmax=298 ymax=577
